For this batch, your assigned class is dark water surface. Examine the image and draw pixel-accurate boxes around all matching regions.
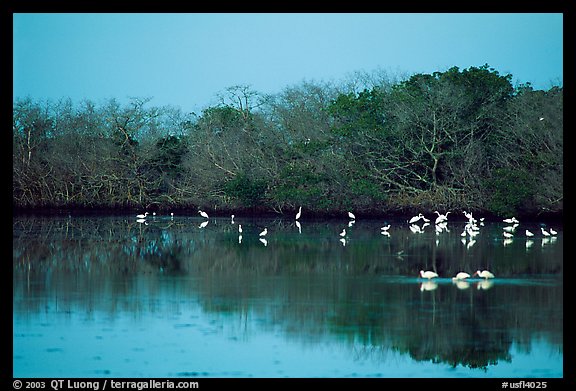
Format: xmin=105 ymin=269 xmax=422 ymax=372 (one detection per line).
xmin=13 ymin=215 xmax=563 ymax=377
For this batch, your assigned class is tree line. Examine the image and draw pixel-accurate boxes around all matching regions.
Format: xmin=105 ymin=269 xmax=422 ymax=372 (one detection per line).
xmin=13 ymin=64 xmax=563 ymax=218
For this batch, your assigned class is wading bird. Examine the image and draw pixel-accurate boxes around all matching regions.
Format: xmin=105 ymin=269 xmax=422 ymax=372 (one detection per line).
xmin=452 ymin=272 xmax=471 ymax=281
xmin=419 ymin=270 xmax=439 ymax=280
xmin=296 ymin=206 xmax=302 ymax=220
xmin=348 ymin=211 xmax=356 ymax=220
xmin=136 ymin=212 xmax=148 ymax=219
xmin=434 ymin=211 xmax=450 ymax=225
xmin=199 ymin=210 xmax=209 ymax=219
xmin=409 ymin=213 xmax=424 ymax=224
xmin=473 ymin=270 xmax=495 ymax=279
xmin=503 ymin=217 xmax=519 ymax=224
xmin=259 ymin=227 xmax=268 ymax=237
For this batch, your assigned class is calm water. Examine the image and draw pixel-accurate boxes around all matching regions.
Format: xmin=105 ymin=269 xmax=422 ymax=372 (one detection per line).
xmin=13 ymin=215 xmax=563 ymax=378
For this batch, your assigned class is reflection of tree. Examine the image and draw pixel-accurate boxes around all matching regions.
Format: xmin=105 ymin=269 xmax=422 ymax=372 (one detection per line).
xmin=13 ymin=217 xmax=563 ymax=371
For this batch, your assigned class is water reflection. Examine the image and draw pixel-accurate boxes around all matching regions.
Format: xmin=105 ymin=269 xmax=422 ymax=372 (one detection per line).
xmin=13 ymin=216 xmax=563 ymax=377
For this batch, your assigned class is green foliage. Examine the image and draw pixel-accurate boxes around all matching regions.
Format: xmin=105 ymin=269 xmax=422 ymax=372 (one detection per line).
xmin=484 ymin=168 xmax=536 ymax=216
xmin=223 ymin=174 xmax=268 ymax=207
xmin=152 ymin=135 xmax=189 ymax=178
xmin=327 ymin=89 xmax=386 ymax=137
xmin=273 ymin=162 xmax=331 ymax=210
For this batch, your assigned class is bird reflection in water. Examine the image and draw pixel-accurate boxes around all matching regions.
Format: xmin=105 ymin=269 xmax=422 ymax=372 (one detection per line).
xmin=420 ymin=281 xmax=438 ymax=291
xmin=476 ymin=280 xmax=494 ymax=290
xmin=453 ymin=280 xmax=471 ymax=290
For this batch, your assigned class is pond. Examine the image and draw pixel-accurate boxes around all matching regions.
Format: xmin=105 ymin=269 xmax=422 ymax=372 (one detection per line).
xmin=13 ymin=214 xmax=563 ymax=378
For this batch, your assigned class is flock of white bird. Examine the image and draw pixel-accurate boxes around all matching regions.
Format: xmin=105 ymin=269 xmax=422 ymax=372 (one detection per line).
xmin=135 ymin=207 xmax=559 ymax=282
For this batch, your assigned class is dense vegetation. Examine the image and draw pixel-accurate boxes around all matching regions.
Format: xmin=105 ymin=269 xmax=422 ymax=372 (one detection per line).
xmin=13 ymin=65 xmax=563 ymax=218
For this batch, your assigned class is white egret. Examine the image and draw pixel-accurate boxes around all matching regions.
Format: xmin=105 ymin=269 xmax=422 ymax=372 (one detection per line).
xmin=525 ymin=230 xmax=534 ymax=237
xmin=408 ymin=213 xmax=423 ymax=224
xmin=136 ymin=212 xmax=149 ymax=219
xmin=231 ymin=214 xmax=235 ymax=224
xmin=259 ymin=228 xmax=268 ymax=237
xmin=452 ymin=272 xmax=471 ymax=281
xmin=503 ymin=231 xmax=513 ymax=238
xmin=503 ymin=217 xmax=519 ymax=224
xmin=419 ymin=270 xmax=439 ymax=280
xmin=199 ymin=210 xmax=209 ymax=219
xmin=549 ymin=228 xmax=557 ymax=235
xmin=339 ymin=228 xmax=346 ymax=237
xmin=238 ymin=224 xmax=243 ymax=233
xmin=381 ymin=224 xmax=391 ymax=231
xmin=473 ymin=270 xmax=495 ymax=279
xmin=348 ymin=211 xmax=356 ymax=220
xmin=434 ymin=211 xmax=450 ymax=224
xmin=296 ymin=206 xmax=302 ymax=220
xmin=541 ymin=227 xmax=550 ymax=237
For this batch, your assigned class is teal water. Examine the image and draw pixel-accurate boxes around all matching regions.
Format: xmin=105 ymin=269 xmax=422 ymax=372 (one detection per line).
xmin=13 ymin=215 xmax=563 ymax=377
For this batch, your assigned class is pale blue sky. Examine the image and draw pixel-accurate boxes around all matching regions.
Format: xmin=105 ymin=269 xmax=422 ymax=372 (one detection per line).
xmin=13 ymin=13 xmax=563 ymax=113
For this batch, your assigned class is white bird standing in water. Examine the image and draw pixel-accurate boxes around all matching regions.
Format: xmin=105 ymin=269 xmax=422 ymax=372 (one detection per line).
xmin=348 ymin=211 xmax=356 ymax=220
xmin=434 ymin=211 xmax=450 ymax=225
xmin=549 ymin=228 xmax=557 ymax=235
xmin=452 ymin=272 xmax=471 ymax=281
xmin=238 ymin=224 xmax=242 ymax=233
xmin=473 ymin=270 xmax=495 ymax=279
xmin=259 ymin=227 xmax=268 ymax=237
xmin=296 ymin=206 xmax=302 ymax=220
xmin=419 ymin=270 xmax=439 ymax=280
xmin=136 ymin=212 xmax=148 ymax=219
xmin=541 ymin=227 xmax=550 ymax=237
xmin=526 ymin=229 xmax=534 ymax=237
xmin=339 ymin=228 xmax=346 ymax=237
xmin=231 ymin=214 xmax=235 ymax=224
xmin=409 ymin=213 xmax=424 ymax=224
xmin=199 ymin=210 xmax=209 ymax=219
